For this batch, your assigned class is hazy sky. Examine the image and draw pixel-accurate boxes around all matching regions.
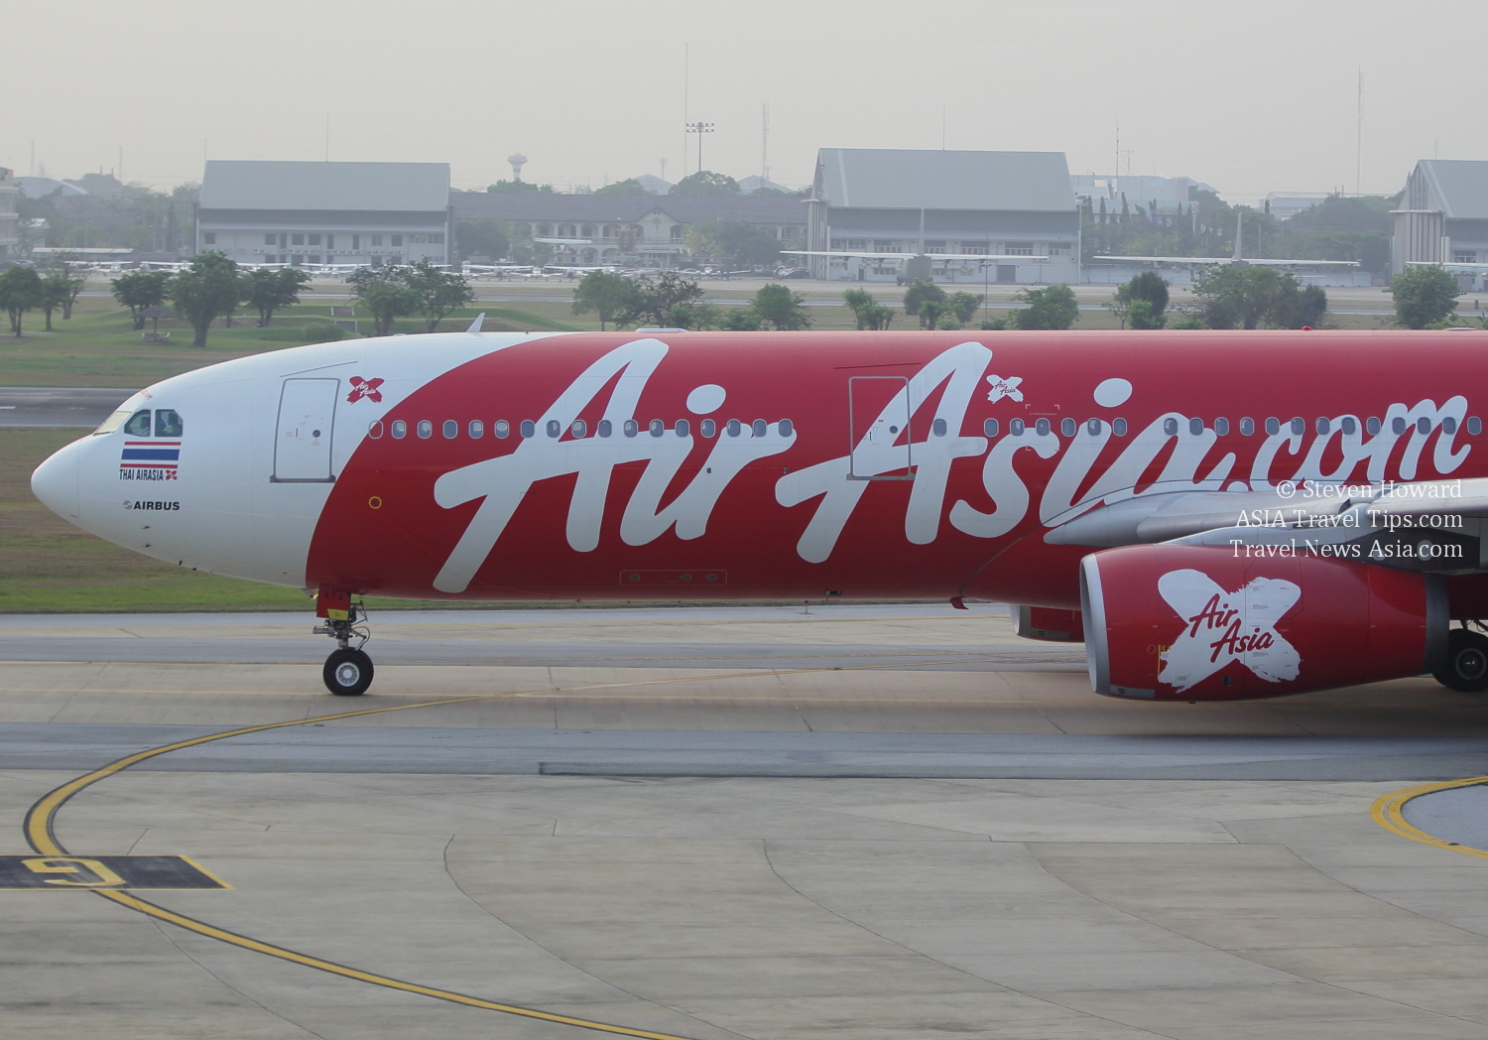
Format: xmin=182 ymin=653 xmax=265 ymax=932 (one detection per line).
xmin=7 ymin=0 xmax=1484 ymax=203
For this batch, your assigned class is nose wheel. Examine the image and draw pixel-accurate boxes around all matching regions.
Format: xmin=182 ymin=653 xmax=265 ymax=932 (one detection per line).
xmin=1434 ymin=626 xmax=1488 ymax=693
xmin=313 ymin=590 xmax=374 ymax=695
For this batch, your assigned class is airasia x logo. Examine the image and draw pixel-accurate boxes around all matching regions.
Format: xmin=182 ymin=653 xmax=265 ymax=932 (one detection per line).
xmin=1157 ymin=569 xmax=1301 ymax=692
xmin=347 ymin=376 xmax=384 ymax=404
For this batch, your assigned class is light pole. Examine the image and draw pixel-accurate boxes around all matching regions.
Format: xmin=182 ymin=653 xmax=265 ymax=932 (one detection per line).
xmin=685 ymin=121 xmax=714 ymax=176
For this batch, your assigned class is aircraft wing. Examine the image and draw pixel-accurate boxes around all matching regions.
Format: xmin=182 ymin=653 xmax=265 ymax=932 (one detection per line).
xmin=1409 ymin=261 xmax=1488 ymax=272
xmin=781 ymin=250 xmax=1050 ymax=261
xmin=1095 ymin=255 xmax=1360 ymax=268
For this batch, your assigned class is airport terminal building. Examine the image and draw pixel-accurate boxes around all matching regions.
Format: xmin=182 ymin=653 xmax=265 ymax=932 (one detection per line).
xmin=1392 ymin=159 xmax=1488 ymax=276
xmin=0 ymin=167 xmax=18 ymax=259
xmin=805 ymin=149 xmax=1080 ymax=283
xmin=196 ymin=161 xmax=451 ymax=267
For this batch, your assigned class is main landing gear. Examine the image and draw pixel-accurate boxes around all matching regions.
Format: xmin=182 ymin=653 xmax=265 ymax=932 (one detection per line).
xmin=314 ymin=589 xmax=373 ymax=696
xmin=1434 ymin=623 xmax=1488 ymax=693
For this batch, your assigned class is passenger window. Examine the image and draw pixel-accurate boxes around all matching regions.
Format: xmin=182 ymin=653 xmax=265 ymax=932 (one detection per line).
xmin=624 ymin=420 xmax=639 ymax=437
xmin=597 ymin=419 xmax=613 ymax=438
xmin=676 ymin=419 xmax=690 ymax=437
xmin=1471 ymin=417 xmax=1483 ymax=435
xmin=983 ymin=418 xmax=999 ymax=437
xmin=1163 ymin=418 xmax=1178 ymax=436
xmin=649 ymin=419 xmax=664 ymax=437
xmin=1316 ymin=417 xmax=1330 ymax=435
xmin=1443 ymin=417 xmax=1457 ymax=434
xmin=391 ymin=420 xmax=407 ymax=439
xmin=1367 ymin=417 xmax=1381 ymax=435
xmin=752 ymin=419 xmax=768 ymax=437
xmin=1214 ymin=418 xmax=1229 ymax=436
xmin=1265 ymin=417 xmax=1280 ymax=436
xmin=442 ymin=420 xmax=457 ymax=439
xmin=1290 ymin=417 xmax=1305 ymax=435
xmin=368 ymin=421 xmax=384 ymax=439
xmin=1239 ymin=417 xmax=1254 ymax=436
xmin=494 ymin=419 xmax=510 ymax=439
xmin=547 ymin=420 xmax=562 ymax=438
xmin=1035 ymin=418 xmax=1050 ymax=436
xmin=1391 ymin=417 xmax=1406 ymax=435
xmin=123 ymin=410 xmax=152 ymax=437
xmin=1341 ymin=417 xmax=1357 ymax=435
xmin=779 ymin=418 xmax=794 ymax=437
xmin=571 ymin=420 xmax=587 ymax=438
xmin=726 ymin=419 xmax=742 ymax=437
xmin=1417 ymin=417 xmax=1431 ymax=434
xmin=1088 ymin=418 xmax=1103 ymax=435
xmin=1188 ymin=417 xmax=1203 ymax=436
xmin=700 ymin=419 xmax=716 ymax=438
xmin=468 ymin=420 xmax=484 ymax=439
xmin=1060 ymin=417 xmax=1075 ymax=437
xmin=1010 ymin=418 xmax=1025 ymax=435
xmin=1113 ymin=418 xmax=1127 ymax=436
xmin=154 ymin=409 xmax=183 ymax=437
xmin=934 ymin=418 xmax=949 ymax=437
xmin=417 ymin=420 xmax=433 ymax=439
xmin=520 ymin=420 xmax=535 ymax=438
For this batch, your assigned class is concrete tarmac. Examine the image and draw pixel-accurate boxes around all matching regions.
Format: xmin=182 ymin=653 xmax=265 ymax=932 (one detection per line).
xmin=6 ymin=604 xmax=1488 ymax=1039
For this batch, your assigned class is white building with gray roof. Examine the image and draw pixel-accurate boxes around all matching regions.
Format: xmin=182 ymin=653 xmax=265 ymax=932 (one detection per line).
xmin=196 ymin=161 xmax=451 ymax=267
xmin=1392 ymin=159 xmax=1488 ymax=275
xmin=807 ymin=148 xmax=1078 ymax=284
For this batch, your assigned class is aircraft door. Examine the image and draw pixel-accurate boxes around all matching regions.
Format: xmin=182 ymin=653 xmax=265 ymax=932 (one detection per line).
xmin=273 ymin=378 xmax=339 ymax=483
xmin=848 ymin=375 xmax=912 ymax=480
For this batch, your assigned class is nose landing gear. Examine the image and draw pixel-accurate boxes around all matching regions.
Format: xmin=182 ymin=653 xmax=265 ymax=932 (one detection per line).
xmin=1434 ymin=623 xmax=1488 ymax=693
xmin=314 ymin=589 xmax=373 ymax=695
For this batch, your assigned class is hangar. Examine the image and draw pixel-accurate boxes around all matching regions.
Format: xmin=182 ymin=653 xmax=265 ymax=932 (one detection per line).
xmin=196 ymin=161 xmax=452 ymax=267
xmin=1392 ymin=159 xmax=1488 ymax=276
xmin=805 ymin=149 xmax=1079 ymax=284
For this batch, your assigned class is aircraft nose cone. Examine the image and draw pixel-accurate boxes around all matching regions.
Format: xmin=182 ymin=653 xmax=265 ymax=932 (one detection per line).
xmin=31 ymin=441 xmax=81 ymax=520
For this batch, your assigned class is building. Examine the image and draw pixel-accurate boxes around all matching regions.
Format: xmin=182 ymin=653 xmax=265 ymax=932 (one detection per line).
xmin=1263 ymin=192 xmax=1333 ymax=222
xmin=1072 ymin=174 xmax=1211 ymax=219
xmin=1392 ymin=160 xmax=1488 ymax=275
xmin=196 ymin=161 xmax=451 ymax=267
xmin=807 ymin=149 xmax=1080 ymax=284
xmin=0 ymin=168 xmax=18 ymax=259
xmin=451 ymin=191 xmax=807 ymax=264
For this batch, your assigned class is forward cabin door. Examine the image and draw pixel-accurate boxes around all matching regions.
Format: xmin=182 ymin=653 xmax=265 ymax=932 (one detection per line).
xmin=272 ymin=378 xmax=339 ymax=483
xmin=848 ymin=375 xmax=912 ymax=480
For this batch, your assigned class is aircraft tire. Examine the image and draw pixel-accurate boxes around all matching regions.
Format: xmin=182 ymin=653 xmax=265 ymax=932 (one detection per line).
xmin=324 ymin=648 xmax=374 ymax=696
xmin=1434 ymin=629 xmax=1488 ymax=693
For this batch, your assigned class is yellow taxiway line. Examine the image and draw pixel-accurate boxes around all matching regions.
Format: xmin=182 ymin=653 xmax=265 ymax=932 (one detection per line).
xmin=1372 ymin=775 xmax=1488 ymax=859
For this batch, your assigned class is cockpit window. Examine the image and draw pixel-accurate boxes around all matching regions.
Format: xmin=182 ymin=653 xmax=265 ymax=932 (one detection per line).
xmin=154 ymin=409 xmax=183 ymax=437
xmin=94 ymin=409 xmax=133 ymax=436
xmin=123 ymin=410 xmax=152 ymax=437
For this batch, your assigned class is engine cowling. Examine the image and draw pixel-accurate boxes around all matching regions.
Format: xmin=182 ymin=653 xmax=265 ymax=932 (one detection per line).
xmin=1079 ymin=545 xmax=1447 ymax=701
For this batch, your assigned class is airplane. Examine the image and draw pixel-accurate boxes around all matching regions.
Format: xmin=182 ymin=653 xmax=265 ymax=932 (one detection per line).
xmin=30 ymin=326 xmax=1488 ymax=705
xmin=1096 ymin=211 xmax=1361 ymax=269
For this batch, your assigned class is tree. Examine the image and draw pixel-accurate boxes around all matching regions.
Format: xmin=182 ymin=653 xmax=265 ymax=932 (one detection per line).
xmin=719 ymin=307 xmax=765 ymax=330
xmin=615 ymin=272 xmax=705 ymax=328
xmin=1274 ymin=284 xmax=1329 ymax=329
xmin=1390 ymin=264 xmax=1460 ymax=329
xmin=455 ymin=220 xmax=511 ymax=261
xmin=572 ymin=270 xmax=638 ymax=331
xmin=1108 ymin=271 xmax=1170 ymax=329
xmin=843 ymin=289 xmax=894 ymax=330
xmin=166 ymin=252 xmax=242 ymax=347
xmin=40 ymin=271 xmax=74 ymax=331
xmin=0 ymin=265 xmax=43 ymax=336
xmin=712 ymin=223 xmax=782 ymax=268
xmin=902 ymin=279 xmax=947 ymax=327
xmin=241 ymin=267 xmax=311 ymax=327
xmin=1009 ymin=284 xmax=1079 ymax=330
xmin=405 ymin=260 xmax=475 ymax=332
xmin=665 ymin=301 xmax=720 ymax=330
xmin=41 ymin=261 xmax=86 ymax=319
xmin=750 ymin=283 xmax=811 ymax=330
xmin=348 ymin=268 xmax=420 ymax=337
xmin=595 ymin=179 xmax=648 ymax=196
xmin=1193 ymin=265 xmax=1313 ymax=330
xmin=486 ymin=180 xmax=553 ymax=194
xmin=949 ymin=291 xmax=982 ymax=325
xmin=669 ymin=171 xmax=740 ymax=196
xmin=111 ymin=270 xmax=170 ymax=330
xmin=919 ymin=298 xmax=954 ymax=329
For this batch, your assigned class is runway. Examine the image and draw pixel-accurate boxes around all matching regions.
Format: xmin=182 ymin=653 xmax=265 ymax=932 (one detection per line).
xmin=0 ymin=385 xmax=135 ymax=427
xmin=7 ymin=603 xmax=1488 ymax=1039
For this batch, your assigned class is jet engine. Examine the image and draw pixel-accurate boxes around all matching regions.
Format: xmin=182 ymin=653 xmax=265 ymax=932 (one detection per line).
xmin=1079 ymin=545 xmax=1447 ymax=701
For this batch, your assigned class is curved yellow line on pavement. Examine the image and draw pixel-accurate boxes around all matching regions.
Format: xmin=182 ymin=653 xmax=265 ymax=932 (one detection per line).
xmin=1372 ymin=775 xmax=1488 ymax=859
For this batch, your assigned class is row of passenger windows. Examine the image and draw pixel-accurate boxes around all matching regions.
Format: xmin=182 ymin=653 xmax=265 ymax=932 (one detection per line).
xmin=368 ymin=418 xmax=792 ymax=441
xmin=366 ymin=413 xmax=1484 ymax=444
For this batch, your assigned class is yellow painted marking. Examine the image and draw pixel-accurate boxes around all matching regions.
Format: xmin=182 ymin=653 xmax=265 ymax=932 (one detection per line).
xmin=23 ymin=856 xmax=127 ymax=887
xmin=25 ymin=655 xmax=1021 ymax=1038
xmin=1372 ymin=775 xmax=1488 ymax=859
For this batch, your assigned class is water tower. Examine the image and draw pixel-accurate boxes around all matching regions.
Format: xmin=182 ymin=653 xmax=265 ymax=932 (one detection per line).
xmin=507 ymin=153 xmax=527 ymax=182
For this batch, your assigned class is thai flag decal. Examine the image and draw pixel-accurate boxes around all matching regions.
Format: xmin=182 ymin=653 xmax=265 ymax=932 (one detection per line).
xmin=119 ymin=441 xmax=180 ymax=481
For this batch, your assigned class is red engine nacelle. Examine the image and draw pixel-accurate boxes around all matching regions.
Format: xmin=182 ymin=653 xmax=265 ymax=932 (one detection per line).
xmin=1079 ymin=545 xmax=1447 ymax=701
